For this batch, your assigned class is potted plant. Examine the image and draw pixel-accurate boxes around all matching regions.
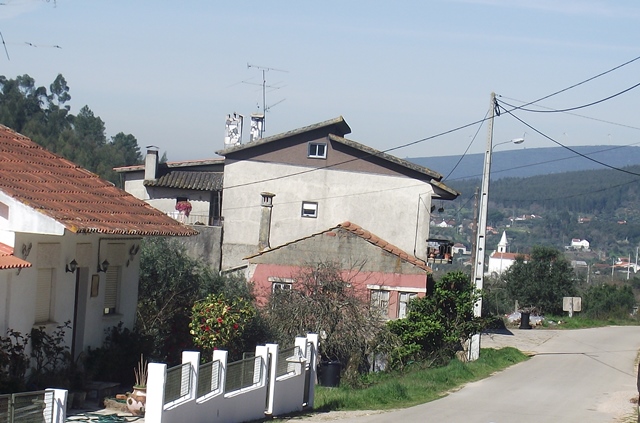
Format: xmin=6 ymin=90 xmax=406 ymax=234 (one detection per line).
xmin=126 ymin=354 xmax=147 ymax=416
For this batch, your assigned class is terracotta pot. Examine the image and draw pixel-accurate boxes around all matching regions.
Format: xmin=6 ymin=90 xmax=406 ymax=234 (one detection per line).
xmin=126 ymin=387 xmax=146 ymax=416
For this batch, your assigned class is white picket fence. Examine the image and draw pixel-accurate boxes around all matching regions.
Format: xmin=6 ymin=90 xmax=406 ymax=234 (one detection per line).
xmin=145 ymin=333 xmax=318 ymax=423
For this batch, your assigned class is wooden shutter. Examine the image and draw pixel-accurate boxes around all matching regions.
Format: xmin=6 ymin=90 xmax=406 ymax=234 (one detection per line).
xmin=35 ymin=268 xmax=53 ymax=323
xmin=103 ymin=266 xmax=120 ymax=314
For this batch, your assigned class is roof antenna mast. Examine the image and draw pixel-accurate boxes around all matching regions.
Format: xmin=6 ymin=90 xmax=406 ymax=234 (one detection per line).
xmin=246 ymin=63 xmax=288 ymax=139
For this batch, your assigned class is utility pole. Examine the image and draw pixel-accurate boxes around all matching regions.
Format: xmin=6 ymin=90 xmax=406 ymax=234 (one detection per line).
xmin=469 ymin=92 xmax=497 ymax=362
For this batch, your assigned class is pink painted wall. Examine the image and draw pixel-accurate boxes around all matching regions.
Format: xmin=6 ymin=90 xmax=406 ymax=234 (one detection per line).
xmin=250 ymin=263 xmax=426 ymax=319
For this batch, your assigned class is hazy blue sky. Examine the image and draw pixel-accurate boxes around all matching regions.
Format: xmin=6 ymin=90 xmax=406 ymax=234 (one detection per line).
xmin=1 ymin=0 xmax=639 ymax=162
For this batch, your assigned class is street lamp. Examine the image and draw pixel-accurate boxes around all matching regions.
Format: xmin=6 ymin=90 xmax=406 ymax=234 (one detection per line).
xmin=468 ymin=92 xmax=524 ymax=361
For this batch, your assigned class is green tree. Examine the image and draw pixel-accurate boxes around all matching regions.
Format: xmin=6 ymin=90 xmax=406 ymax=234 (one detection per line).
xmin=387 ymin=271 xmax=484 ymax=367
xmin=504 ymin=246 xmax=577 ymax=315
xmin=137 ymin=237 xmax=265 ymax=364
xmin=265 ymin=262 xmax=390 ymax=378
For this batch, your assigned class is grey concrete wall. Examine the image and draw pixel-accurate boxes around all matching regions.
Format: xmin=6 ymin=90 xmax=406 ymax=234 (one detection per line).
xmin=250 ymin=228 xmax=427 ymax=275
xmin=179 ymin=225 xmax=223 ymax=271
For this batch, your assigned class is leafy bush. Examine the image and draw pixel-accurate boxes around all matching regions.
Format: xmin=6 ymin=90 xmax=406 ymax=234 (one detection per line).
xmin=189 ymin=293 xmax=256 ymax=359
xmin=0 ymin=329 xmax=30 ymax=393
xmin=27 ymin=321 xmax=73 ymax=390
xmin=582 ymin=283 xmax=636 ymax=319
xmin=387 ymin=271 xmax=485 ymax=368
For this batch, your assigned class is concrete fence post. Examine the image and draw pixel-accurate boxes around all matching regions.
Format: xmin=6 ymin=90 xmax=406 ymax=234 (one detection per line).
xmin=265 ymin=343 xmax=279 ymax=415
xmin=146 ymin=362 xmax=167 ymax=422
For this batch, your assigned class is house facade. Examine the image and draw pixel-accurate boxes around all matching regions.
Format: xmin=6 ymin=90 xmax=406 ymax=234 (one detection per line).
xmin=244 ymin=221 xmax=432 ymax=320
xmin=217 ymin=116 xmax=459 ymax=270
xmin=114 ymin=151 xmax=224 ymax=269
xmin=0 ymin=125 xmax=196 ymax=358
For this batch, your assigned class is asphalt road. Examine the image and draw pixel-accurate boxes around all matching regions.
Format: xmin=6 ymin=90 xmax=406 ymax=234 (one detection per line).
xmin=307 ymin=326 xmax=640 ymax=423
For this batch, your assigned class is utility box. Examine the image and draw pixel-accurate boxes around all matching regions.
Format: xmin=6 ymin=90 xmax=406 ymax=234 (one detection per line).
xmin=563 ymin=297 xmax=582 ymax=317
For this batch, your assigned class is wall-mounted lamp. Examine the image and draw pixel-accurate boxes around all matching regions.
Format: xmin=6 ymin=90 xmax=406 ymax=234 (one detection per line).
xmin=97 ymin=259 xmax=110 ymax=273
xmin=126 ymin=244 xmax=140 ymax=267
xmin=65 ymin=259 xmax=78 ymax=273
xmin=430 ymin=205 xmax=436 ymax=213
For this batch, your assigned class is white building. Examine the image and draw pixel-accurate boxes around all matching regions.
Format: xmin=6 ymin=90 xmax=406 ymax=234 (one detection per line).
xmin=487 ymin=231 xmax=522 ymax=276
xmin=216 ymin=116 xmax=459 ymax=270
xmin=0 ymin=125 xmax=195 ymax=358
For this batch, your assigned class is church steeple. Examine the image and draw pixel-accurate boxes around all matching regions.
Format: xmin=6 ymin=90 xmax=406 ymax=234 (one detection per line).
xmin=498 ymin=231 xmax=509 ymax=253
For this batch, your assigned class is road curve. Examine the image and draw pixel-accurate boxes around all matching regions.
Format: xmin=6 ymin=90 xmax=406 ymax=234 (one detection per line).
xmin=304 ymin=326 xmax=640 ymax=423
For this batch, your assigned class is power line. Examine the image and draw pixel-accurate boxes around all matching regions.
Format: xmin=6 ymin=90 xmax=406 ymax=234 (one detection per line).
xmin=498 ymin=81 xmax=640 ymax=114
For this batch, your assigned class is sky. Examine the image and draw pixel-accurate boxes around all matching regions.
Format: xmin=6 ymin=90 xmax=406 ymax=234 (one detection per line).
xmin=1 ymin=0 xmax=640 ymax=163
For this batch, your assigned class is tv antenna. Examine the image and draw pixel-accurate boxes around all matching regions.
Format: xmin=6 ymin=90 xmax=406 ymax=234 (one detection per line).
xmin=246 ymin=63 xmax=288 ymax=136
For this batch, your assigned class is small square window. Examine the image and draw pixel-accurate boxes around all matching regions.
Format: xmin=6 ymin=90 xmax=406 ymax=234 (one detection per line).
xmin=308 ymin=142 xmax=327 ymax=159
xmin=301 ymin=201 xmax=318 ymax=218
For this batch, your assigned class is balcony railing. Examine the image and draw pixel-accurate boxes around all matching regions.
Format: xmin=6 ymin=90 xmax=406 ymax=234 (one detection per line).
xmin=167 ymin=212 xmax=223 ymax=227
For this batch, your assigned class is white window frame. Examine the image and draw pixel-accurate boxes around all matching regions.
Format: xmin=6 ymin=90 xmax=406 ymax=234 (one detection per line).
xmin=301 ymin=201 xmax=318 ymax=218
xmin=35 ymin=268 xmax=54 ymax=323
xmin=398 ymin=292 xmax=417 ymax=318
xmin=307 ymin=142 xmax=327 ymax=159
xmin=370 ymin=289 xmax=390 ymax=316
xmin=103 ymin=265 xmax=121 ymax=315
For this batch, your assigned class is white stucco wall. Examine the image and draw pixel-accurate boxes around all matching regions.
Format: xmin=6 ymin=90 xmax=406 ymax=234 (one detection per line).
xmin=1 ymin=230 xmax=142 ymax=357
xmin=221 ymin=161 xmax=434 ymax=269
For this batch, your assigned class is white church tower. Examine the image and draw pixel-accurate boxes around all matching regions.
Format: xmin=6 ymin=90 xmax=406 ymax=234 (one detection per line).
xmin=497 ymin=231 xmax=509 ymax=253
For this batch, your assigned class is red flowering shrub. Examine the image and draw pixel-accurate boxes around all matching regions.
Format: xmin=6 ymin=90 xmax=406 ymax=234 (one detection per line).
xmin=175 ymin=201 xmax=192 ymax=217
xmin=189 ymin=293 xmax=255 ymax=353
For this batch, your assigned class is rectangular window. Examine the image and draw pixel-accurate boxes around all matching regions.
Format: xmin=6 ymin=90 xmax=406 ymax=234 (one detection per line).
xmin=370 ymin=290 xmax=390 ymax=316
xmin=307 ymin=142 xmax=327 ymax=159
xmin=398 ymin=292 xmax=417 ymax=318
xmin=103 ymin=266 xmax=121 ymax=315
xmin=301 ymin=201 xmax=318 ymax=218
xmin=35 ymin=268 xmax=53 ymax=323
xmin=272 ymin=282 xmax=292 ymax=292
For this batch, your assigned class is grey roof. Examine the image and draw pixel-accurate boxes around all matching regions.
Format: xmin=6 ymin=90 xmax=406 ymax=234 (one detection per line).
xmin=216 ymin=116 xmax=351 ymax=156
xmin=143 ymin=171 xmax=223 ymax=191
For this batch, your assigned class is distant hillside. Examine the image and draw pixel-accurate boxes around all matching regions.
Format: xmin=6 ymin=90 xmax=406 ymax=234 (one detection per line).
xmin=408 ymin=145 xmax=640 ymax=181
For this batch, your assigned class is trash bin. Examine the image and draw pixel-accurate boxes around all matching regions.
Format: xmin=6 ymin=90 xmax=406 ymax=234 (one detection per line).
xmin=318 ymin=361 xmax=341 ymax=387
xmin=519 ymin=311 xmax=532 ymax=329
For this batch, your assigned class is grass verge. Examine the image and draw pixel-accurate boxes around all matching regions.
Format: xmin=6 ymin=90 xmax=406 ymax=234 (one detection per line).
xmin=540 ymin=315 xmax=639 ymax=329
xmin=314 ymin=347 xmax=527 ymax=412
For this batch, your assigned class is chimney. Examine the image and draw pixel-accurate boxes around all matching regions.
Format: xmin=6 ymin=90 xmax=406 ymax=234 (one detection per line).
xmin=258 ymin=192 xmax=275 ymax=251
xmin=144 ymin=146 xmax=159 ymax=180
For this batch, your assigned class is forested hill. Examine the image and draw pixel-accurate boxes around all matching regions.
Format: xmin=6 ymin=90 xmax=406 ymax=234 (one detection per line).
xmin=427 ymin=163 xmax=640 ymax=257
xmin=408 ymin=145 xmax=640 ymax=180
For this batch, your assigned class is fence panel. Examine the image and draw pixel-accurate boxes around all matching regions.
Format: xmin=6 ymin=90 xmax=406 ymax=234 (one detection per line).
xmin=164 ymin=362 xmax=192 ymax=405
xmin=276 ymin=346 xmax=301 ymax=377
xmin=197 ymin=360 xmax=221 ymax=398
xmin=225 ymin=356 xmax=263 ymax=393
xmin=0 ymin=390 xmax=53 ymax=423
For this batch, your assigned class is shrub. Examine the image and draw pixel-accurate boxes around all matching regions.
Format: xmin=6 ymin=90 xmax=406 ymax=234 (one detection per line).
xmin=0 ymin=329 xmax=30 ymax=393
xmin=582 ymin=283 xmax=636 ymax=319
xmin=189 ymin=293 xmax=256 ymax=359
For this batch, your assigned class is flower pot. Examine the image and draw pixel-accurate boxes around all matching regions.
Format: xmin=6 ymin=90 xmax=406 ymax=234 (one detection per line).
xmin=126 ymin=387 xmax=146 ymax=416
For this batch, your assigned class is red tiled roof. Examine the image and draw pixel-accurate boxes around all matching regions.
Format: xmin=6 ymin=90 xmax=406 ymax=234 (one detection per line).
xmin=340 ymin=221 xmax=432 ymax=271
xmin=0 ymin=242 xmax=31 ymax=270
xmin=0 ymin=125 xmax=197 ymax=237
xmin=490 ymin=252 xmax=525 ymax=260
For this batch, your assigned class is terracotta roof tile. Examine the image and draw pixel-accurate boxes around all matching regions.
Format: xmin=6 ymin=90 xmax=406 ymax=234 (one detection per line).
xmin=338 ymin=222 xmax=432 ymax=272
xmin=0 ymin=126 xmax=197 ymax=237
xmin=0 ymin=242 xmax=31 ymax=270
xmin=144 ymin=171 xmax=223 ymax=191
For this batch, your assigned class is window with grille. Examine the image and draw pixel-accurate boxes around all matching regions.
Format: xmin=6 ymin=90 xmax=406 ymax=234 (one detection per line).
xmin=370 ymin=290 xmax=390 ymax=316
xmin=103 ymin=266 xmax=121 ymax=315
xmin=398 ymin=292 xmax=417 ymax=318
xmin=35 ymin=268 xmax=53 ymax=323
